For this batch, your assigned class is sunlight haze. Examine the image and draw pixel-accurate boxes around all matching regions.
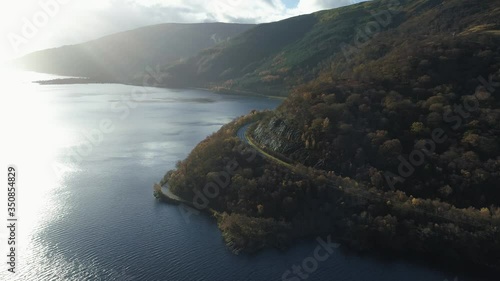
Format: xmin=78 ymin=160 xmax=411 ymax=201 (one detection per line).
xmin=0 ymin=0 xmax=365 ymax=62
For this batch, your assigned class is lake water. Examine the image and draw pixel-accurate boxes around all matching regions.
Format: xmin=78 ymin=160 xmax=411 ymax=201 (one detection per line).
xmin=0 ymin=70 xmax=491 ymax=281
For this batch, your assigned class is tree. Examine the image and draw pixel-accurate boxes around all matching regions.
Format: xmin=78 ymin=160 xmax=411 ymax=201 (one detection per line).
xmin=480 ymin=208 xmax=491 ymax=218
xmin=411 ymin=122 xmax=425 ymax=135
xmin=368 ymin=130 xmax=389 ymax=146
xmin=153 ymin=183 xmax=162 ymax=199
xmin=427 ymin=112 xmax=442 ymax=128
xmin=379 ymin=139 xmax=402 ymax=163
xmin=438 ymin=185 xmax=453 ymax=198
xmin=257 ymin=204 xmax=265 ymax=216
xmin=282 ymin=196 xmax=297 ymax=215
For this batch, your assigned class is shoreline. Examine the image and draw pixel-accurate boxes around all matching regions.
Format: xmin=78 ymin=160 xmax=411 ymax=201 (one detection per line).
xmin=192 ymin=87 xmax=287 ymax=100
xmin=158 ymin=116 xmax=500 ymax=276
xmin=34 ymin=77 xmax=288 ymax=100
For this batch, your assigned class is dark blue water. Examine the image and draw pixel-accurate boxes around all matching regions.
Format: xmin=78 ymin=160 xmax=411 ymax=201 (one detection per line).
xmin=0 ymin=73 xmax=491 ymax=281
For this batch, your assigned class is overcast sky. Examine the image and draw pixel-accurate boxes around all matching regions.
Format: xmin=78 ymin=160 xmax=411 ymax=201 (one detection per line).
xmin=0 ymin=0 xmax=364 ymax=61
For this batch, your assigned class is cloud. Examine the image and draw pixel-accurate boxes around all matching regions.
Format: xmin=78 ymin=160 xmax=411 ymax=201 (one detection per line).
xmin=85 ymin=0 xmax=368 ymax=26
xmin=295 ymin=0 xmax=366 ymax=13
xmin=1 ymin=0 xmax=367 ymax=61
xmin=82 ymin=0 xmax=366 ymax=29
xmin=60 ymin=0 xmax=292 ymax=40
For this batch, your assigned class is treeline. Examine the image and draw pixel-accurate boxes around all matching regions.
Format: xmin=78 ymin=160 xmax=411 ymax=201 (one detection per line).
xmin=160 ymin=0 xmax=500 ymax=273
xmin=262 ymin=76 xmax=500 ymax=209
xmin=163 ymin=110 xmax=500 ymax=270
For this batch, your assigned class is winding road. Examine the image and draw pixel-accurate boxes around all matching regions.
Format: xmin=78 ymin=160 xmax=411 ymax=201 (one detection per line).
xmin=236 ymin=123 xmax=251 ymax=145
xmin=161 ymin=121 xmax=489 ymax=232
xmin=161 ymin=122 xmax=290 ymax=204
xmin=236 ymin=122 xmax=295 ymax=169
xmin=161 ymin=185 xmax=184 ymax=202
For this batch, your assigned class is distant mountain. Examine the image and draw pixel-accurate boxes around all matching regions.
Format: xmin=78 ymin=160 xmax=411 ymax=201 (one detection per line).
xmin=158 ymin=0 xmax=500 ymax=96
xmin=13 ymin=23 xmax=254 ymax=82
xmin=157 ymin=1 xmax=396 ymax=96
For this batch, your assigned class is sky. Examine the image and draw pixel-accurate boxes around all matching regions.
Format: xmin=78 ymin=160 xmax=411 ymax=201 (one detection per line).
xmin=0 ymin=0 xmax=364 ymax=62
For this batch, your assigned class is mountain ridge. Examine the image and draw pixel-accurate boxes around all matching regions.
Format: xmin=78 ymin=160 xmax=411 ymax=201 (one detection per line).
xmin=13 ymin=22 xmax=255 ymax=82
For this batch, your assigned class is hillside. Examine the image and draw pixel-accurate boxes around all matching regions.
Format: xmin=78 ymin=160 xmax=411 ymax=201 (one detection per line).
xmin=159 ymin=0 xmax=500 ymax=97
xmin=13 ymin=22 xmax=254 ymax=82
xmin=254 ymin=0 xmax=500 ymax=208
xmin=161 ymin=0 xmax=500 ymax=274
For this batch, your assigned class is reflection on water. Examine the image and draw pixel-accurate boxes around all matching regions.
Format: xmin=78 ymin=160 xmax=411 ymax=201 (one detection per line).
xmin=0 ymin=69 xmax=491 ymax=281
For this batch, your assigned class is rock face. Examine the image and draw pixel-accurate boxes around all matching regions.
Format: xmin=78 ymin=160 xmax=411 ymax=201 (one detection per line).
xmin=252 ymin=116 xmax=302 ymax=154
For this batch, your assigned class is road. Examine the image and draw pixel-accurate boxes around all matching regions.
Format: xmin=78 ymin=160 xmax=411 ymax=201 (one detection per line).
xmin=160 ymin=184 xmax=197 ymax=208
xmin=236 ymin=122 xmax=295 ymax=169
xmin=236 ymin=123 xmax=251 ymax=144
xmin=162 ymin=122 xmax=489 ymax=231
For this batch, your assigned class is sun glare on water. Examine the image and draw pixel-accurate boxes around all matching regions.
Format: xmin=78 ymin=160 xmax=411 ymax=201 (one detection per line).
xmin=0 ymin=66 xmax=80 ymax=279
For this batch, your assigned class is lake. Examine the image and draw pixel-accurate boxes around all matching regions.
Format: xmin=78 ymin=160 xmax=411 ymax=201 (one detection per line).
xmin=0 ymin=70 xmax=489 ymax=281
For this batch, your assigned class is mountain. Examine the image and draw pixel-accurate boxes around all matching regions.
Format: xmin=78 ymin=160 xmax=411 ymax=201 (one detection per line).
xmin=159 ymin=0 xmax=500 ymax=97
xmin=13 ymin=22 xmax=254 ymax=82
xmin=251 ymin=0 xmax=500 ymax=209
xmin=156 ymin=0 xmax=403 ymax=96
xmin=161 ymin=0 xmax=500 ymax=274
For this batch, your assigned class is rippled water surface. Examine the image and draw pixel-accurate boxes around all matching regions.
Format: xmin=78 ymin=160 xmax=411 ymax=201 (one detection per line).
xmin=0 ymin=70 xmax=491 ymax=281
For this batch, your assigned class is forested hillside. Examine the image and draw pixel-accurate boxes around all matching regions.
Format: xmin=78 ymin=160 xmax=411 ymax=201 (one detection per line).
xmin=254 ymin=0 xmax=500 ymax=208
xmin=159 ymin=0 xmax=500 ymax=96
xmin=162 ymin=0 xmax=500 ymax=273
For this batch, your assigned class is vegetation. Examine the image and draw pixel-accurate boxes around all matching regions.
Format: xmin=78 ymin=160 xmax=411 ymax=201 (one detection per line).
xmin=158 ymin=0 xmax=500 ymax=97
xmin=161 ymin=0 xmax=500 ymax=273
xmin=165 ymin=109 xmax=500 ymax=270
